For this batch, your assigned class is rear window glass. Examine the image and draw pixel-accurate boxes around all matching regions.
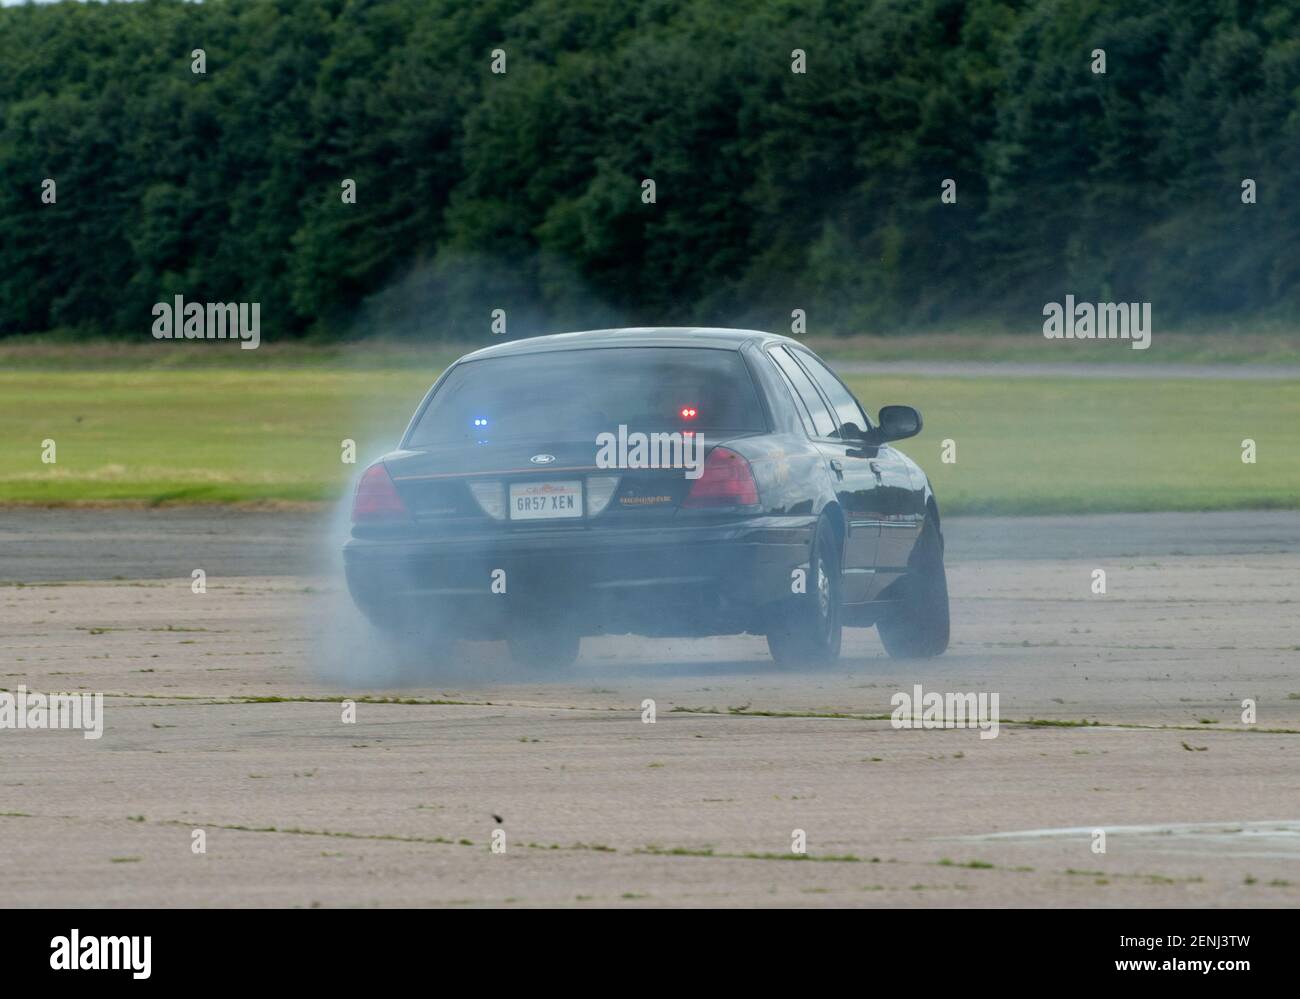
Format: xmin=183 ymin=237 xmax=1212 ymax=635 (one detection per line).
xmin=406 ymin=347 xmax=766 ymax=446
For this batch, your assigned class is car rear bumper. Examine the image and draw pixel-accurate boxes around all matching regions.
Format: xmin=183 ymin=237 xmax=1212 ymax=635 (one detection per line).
xmin=342 ymin=516 xmax=815 ymax=638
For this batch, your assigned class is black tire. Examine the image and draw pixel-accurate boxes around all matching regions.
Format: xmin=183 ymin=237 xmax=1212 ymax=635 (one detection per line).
xmin=507 ymin=628 xmax=581 ymax=668
xmin=877 ymin=513 xmax=949 ymax=658
xmin=767 ymin=516 xmax=843 ymax=667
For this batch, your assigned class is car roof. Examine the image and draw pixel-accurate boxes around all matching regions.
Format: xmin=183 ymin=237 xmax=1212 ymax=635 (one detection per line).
xmin=456 ymin=326 xmax=800 ymax=362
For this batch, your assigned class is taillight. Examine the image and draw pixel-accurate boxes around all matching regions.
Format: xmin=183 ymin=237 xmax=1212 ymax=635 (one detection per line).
xmin=682 ymin=447 xmax=759 ymax=508
xmin=352 ymin=463 xmax=409 ymax=523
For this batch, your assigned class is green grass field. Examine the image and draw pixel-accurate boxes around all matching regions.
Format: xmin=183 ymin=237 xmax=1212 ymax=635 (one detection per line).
xmin=0 ymin=366 xmax=1295 ymax=514
xmin=856 ymin=375 xmax=1298 ymax=515
xmin=4 ymin=331 xmax=1298 ymax=369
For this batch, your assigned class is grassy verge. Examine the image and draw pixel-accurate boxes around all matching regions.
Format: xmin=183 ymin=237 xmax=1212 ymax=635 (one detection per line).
xmin=811 ymin=331 xmax=1300 ymax=366
xmin=853 ymin=375 xmax=1299 ymax=515
xmin=3 ymin=330 xmax=1298 ymax=370
xmin=0 ymin=366 xmax=1295 ymax=513
xmin=0 ymin=369 xmax=433 ymax=505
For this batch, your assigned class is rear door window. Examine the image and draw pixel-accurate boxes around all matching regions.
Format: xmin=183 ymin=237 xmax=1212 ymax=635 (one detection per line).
xmin=793 ymin=350 xmax=870 ymax=438
xmin=769 ymin=347 xmax=837 ymax=438
xmin=768 ymin=354 xmax=817 ymax=436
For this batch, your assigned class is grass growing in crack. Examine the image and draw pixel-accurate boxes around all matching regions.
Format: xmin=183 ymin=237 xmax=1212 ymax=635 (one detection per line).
xmin=671 ymin=705 xmax=1300 ymax=734
xmin=160 ymin=820 xmax=467 ymax=847
xmin=636 ymin=845 xmax=863 ymax=863
xmin=237 ymin=694 xmax=485 ymax=706
xmin=533 ymin=842 xmax=616 ymax=853
xmin=672 ymin=706 xmax=891 ymax=722
xmin=155 ymin=819 xmax=626 ymax=856
xmin=1064 ymin=868 xmax=1201 ymax=885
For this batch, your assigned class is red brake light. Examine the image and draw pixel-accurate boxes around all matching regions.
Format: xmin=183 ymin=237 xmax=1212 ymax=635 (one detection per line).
xmin=680 ymin=406 xmax=698 ymax=420
xmin=352 ymin=463 xmax=408 ymax=523
xmin=682 ymin=447 xmax=758 ymax=508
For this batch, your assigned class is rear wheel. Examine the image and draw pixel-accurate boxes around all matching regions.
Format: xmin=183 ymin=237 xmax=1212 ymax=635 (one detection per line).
xmin=507 ymin=627 xmax=581 ymax=668
xmin=767 ymin=516 xmax=843 ymax=667
xmin=877 ymin=513 xmax=949 ymax=658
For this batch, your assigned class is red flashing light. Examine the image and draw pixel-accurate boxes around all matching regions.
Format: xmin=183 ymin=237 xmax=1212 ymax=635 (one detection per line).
xmin=680 ymin=406 xmax=698 ymax=420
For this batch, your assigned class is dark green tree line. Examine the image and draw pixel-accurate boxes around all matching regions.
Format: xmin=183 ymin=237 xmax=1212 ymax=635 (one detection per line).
xmin=1 ymin=0 xmax=1296 ymax=340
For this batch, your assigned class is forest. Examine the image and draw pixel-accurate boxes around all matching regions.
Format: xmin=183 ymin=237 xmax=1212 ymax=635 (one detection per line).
xmin=1 ymin=0 xmax=1295 ymax=340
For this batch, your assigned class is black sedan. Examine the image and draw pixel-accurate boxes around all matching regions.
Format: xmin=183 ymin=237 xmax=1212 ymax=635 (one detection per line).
xmin=343 ymin=327 xmax=948 ymax=666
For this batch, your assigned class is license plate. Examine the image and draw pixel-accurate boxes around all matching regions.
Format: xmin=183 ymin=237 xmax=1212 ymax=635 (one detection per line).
xmin=509 ymin=481 xmax=583 ymax=520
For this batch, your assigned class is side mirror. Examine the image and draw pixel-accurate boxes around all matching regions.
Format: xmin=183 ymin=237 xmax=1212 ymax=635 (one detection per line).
xmin=864 ymin=405 xmax=922 ymax=444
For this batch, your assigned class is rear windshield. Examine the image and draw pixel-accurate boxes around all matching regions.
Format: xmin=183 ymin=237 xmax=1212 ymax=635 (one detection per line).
xmin=406 ymin=346 xmax=765 ymax=446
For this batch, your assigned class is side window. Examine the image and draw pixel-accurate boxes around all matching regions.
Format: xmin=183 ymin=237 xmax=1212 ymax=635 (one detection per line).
xmin=769 ymin=354 xmax=817 ymax=436
xmin=770 ymin=347 xmax=836 ymax=438
xmin=794 ymin=351 xmax=870 ymax=437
